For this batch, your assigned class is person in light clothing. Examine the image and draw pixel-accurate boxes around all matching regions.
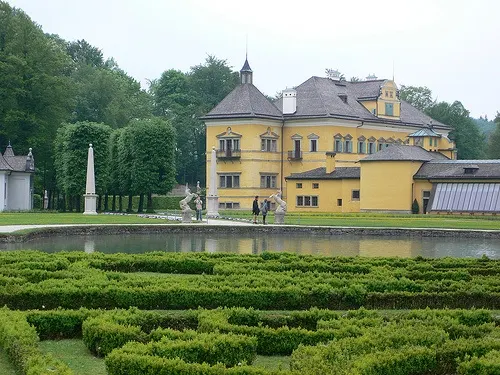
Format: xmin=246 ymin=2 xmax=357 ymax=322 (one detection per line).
xmin=195 ymin=195 xmax=203 ymax=221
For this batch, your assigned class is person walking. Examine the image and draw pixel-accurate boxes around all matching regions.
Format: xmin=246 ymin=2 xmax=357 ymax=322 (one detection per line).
xmin=252 ymin=196 xmax=260 ymax=224
xmin=195 ymin=195 xmax=203 ymax=221
xmin=260 ymin=198 xmax=269 ymax=225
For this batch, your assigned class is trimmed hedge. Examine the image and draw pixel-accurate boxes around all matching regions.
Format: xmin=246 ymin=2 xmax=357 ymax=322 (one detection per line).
xmin=0 ymin=307 xmax=72 ymax=375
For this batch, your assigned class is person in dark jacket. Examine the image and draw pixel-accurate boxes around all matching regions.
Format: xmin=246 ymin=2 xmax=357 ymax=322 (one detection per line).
xmin=252 ymin=196 xmax=259 ymax=224
xmin=260 ymin=198 xmax=269 ymax=224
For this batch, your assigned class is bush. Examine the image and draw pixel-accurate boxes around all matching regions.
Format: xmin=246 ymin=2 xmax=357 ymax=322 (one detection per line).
xmin=412 ymin=199 xmax=420 ymax=214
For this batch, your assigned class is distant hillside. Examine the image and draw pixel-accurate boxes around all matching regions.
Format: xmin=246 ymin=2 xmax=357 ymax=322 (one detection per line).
xmin=473 ymin=117 xmax=496 ymax=139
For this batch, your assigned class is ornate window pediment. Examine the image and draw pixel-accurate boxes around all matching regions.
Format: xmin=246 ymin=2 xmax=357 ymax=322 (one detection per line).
xmin=291 ymin=133 xmax=303 ymax=140
xmin=368 ymin=136 xmax=376 ymax=142
xmin=334 ymin=133 xmax=343 ymax=139
xmin=307 ymin=133 xmax=319 ymax=139
xmin=217 ymin=127 xmax=242 ymax=138
xmin=357 ymin=135 xmax=366 ymax=141
xmin=344 ymin=134 xmax=353 ymax=140
xmin=378 ymin=137 xmax=386 ymax=142
xmin=386 ymin=137 xmax=395 ymax=143
xmin=260 ymin=127 xmax=279 ymax=139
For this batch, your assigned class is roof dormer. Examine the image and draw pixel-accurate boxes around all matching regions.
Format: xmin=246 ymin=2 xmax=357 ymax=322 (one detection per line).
xmin=377 ymin=80 xmax=400 ymax=119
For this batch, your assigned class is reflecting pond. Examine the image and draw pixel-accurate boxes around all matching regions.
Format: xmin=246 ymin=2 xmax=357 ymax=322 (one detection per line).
xmin=1 ymin=232 xmax=500 ymax=258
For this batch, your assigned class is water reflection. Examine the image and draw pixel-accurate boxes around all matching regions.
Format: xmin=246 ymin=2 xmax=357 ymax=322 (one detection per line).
xmin=1 ymin=233 xmax=500 ymax=258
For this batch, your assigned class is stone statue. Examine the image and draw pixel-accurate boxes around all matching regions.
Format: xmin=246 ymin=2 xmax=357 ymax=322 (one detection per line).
xmin=180 ymin=183 xmax=197 ymax=222
xmin=270 ymin=190 xmax=287 ymax=213
xmin=270 ymin=190 xmax=287 ymax=224
xmin=180 ymin=192 xmax=197 ymax=212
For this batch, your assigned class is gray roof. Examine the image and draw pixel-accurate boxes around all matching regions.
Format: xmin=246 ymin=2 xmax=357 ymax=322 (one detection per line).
xmin=286 ymin=167 xmax=360 ymax=180
xmin=415 ymin=160 xmax=500 ymax=180
xmin=3 ymin=144 xmax=14 ymax=157
xmin=240 ymin=58 xmax=252 ymax=72
xmin=0 ymin=145 xmax=34 ymax=172
xmin=202 ymin=83 xmax=282 ymax=120
xmin=0 ymin=153 xmax=13 ymax=171
xmin=360 ymin=145 xmax=449 ymax=162
xmin=204 ymin=74 xmax=450 ymax=130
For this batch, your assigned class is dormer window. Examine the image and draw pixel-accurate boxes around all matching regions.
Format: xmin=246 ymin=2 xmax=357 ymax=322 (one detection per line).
xmin=463 ymin=166 xmax=479 ymax=175
xmin=385 ymin=103 xmax=394 ymax=116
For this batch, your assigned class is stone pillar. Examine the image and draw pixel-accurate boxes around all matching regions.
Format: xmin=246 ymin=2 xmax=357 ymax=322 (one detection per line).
xmin=206 ymin=146 xmax=219 ymax=218
xmin=83 ymin=144 xmax=98 ymax=215
xmin=274 ymin=211 xmax=285 ymax=224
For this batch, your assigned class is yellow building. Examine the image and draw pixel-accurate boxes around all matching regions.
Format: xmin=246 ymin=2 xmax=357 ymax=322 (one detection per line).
xmin=203 ymin=60 xmax=500 ymax=214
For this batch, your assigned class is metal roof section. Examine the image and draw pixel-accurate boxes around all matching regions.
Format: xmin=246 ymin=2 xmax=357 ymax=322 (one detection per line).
xmin=408 ymin=128 xmax=441 ymax=137
xmin=430 ymin=183 xmax=500 ymax=213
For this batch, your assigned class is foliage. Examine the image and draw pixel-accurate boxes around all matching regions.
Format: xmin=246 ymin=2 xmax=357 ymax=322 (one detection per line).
xmin=399 ymin=85 xmax=435 ymax=111
xmin=150 ymin=55 xmax=239 ymax=185
xmin=0 ymin=307 xmax=72 ymax=375
xmin=54 ymin=122 xmax=112 ymax=200
xmin=487 ymin=113 xmax=500 ymax=159
xmin=0 ymin=1 xmax=73 ymax=190
xmin=412 ymin=199 xmax=420 ymax=214
xmin=2 ymin=252 xmax=500 ymax=310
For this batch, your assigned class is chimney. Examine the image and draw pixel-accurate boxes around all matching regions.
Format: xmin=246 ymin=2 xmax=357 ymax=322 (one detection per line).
xmin=282 ymin=88 xmax=297 ymax=114
xmin=326 ymin=152 xmax=336 ymax=173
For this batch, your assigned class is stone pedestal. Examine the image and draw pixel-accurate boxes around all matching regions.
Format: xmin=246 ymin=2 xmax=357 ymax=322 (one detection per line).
xmin=274 ymin=211 xmax=285 ymax=224
xmin=206 ymin=196 xmax=219 ymax=218
xmin=83 ymin=193 xmax=98 ymax=215
xmin=182 ymin=209 xmax=193 ymax=223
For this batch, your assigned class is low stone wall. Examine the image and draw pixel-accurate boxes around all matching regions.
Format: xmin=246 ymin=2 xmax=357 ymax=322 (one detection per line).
xmin=1 ymin=224 xmax=500 ymax=243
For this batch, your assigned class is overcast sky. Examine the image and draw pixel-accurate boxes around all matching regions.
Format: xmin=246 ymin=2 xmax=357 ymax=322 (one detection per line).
xmin=8 ymin=0 xmax=500 ymax=119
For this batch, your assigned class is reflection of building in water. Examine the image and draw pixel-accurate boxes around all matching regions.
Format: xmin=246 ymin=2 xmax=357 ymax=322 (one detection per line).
xmin=359 ymin=238 xmax=416 ymax=257
xmin=84 ymin=239 xmax=95 ymax=254
xmin=205 ymin=239 xmax=217 ymax=253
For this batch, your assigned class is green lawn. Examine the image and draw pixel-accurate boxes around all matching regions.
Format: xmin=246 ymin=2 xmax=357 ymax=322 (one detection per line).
xmin=253 ymin=355 xmax=291 ymax=370
xmin=0 ymin=349 xmax=17 ymax=375
xmin=37 ymin=339 xmax=290 ymax=373
xmin=39 ymin=339 xmax=106 ymax=375
xmin=0 ymin=211 xmax=499 ymax=230
xmin=0 ymin=212 xmax=174 ymax=225
xmin=222 ymin=211 xmax=500 ymax=230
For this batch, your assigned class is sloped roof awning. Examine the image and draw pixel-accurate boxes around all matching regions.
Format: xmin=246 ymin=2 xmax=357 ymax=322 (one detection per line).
xmin=430 ymin=183 xmax=500 ymax=213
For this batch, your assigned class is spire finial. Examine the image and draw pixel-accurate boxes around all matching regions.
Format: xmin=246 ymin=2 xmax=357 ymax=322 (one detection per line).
xmin=392 ymin=59 xmax=395 ymax=81
xmin=246 ymin=34 xmax=248 ymax=60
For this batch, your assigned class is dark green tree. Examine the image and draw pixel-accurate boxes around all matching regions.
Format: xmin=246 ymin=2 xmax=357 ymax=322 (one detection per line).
xmin=0 ymin=1 xmax=74 ymax=200
xmin=125 ymin=118 xmax=176 ymax=212
xmin=66 ymin=39 xmax=104 ymax=67
xmin=151 ymin=55 xmax=239 ymax=186
xmin=54 ymin=121 xmax=112 ymax=211
xmin=399 ymin=85 xmax=435 ymax=111
xmin=487 ymin=113 xmax=500 ymax=159
xmin=426 ymin=101 xmax=485 ymax=160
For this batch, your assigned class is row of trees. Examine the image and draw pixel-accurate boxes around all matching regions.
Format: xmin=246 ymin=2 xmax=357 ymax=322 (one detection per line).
xmin=1 ymin=1 xmax=498 ymax=211
xmin=54 ymin=120 xmax=175 ymax=212
xmin=399 ymin=85 xmax=499 ymax=160
xmin=0 ymin=1 xmax=239 ymax=210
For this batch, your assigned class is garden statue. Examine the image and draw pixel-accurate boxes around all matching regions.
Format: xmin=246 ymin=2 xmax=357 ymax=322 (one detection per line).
xmin=179 ymin=184 xmax=197 ymax=223
xmin=270 ymin=190 xmax=287 ymax=224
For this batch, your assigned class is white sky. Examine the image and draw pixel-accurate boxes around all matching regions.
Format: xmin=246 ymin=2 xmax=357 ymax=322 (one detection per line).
xmin=8 ymin=0 xmax=500 ymax=119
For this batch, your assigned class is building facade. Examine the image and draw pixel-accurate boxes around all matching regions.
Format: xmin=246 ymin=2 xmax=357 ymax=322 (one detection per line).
xmin=0 ymin=143 xmax=35 ymax=211
xmin=203 ymin=60 xmax=500 ymax=214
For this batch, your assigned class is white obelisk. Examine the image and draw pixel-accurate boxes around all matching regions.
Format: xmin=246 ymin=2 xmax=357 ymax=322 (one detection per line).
xmin=206 ymin=146 xmax=219 ymax=218
xmin=83 ymin=143 xmax=98 ymax=215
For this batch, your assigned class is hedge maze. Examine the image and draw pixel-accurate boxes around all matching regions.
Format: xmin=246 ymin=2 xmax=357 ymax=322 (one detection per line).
xmin=2 ymin=251 xmax=500 ymax=374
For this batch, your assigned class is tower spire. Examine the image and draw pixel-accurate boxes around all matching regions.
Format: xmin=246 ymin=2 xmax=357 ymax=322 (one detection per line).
xmin=240 ymin=56 xmax=253 ymax=84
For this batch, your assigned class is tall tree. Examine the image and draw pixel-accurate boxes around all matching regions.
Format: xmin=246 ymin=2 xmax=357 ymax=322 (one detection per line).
xmin=54 ymin=121 xmax=112 ymax=211
xmin=66 ymin=39 xmax=104 ymax=67
xmin=426 ymin=101 xmax=485 ymax=160
xmin=0 ymin=1 xmax=73 ymax=185
xmin=125 ymin=118 xmax=176 ymax=212
xmin=487 ymin=113 xmax=500 ymax=159
xmin=399 ymin=85 xmax=435 ymax=111
xmin=151 ymin=56 xmax=239 ymax=186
